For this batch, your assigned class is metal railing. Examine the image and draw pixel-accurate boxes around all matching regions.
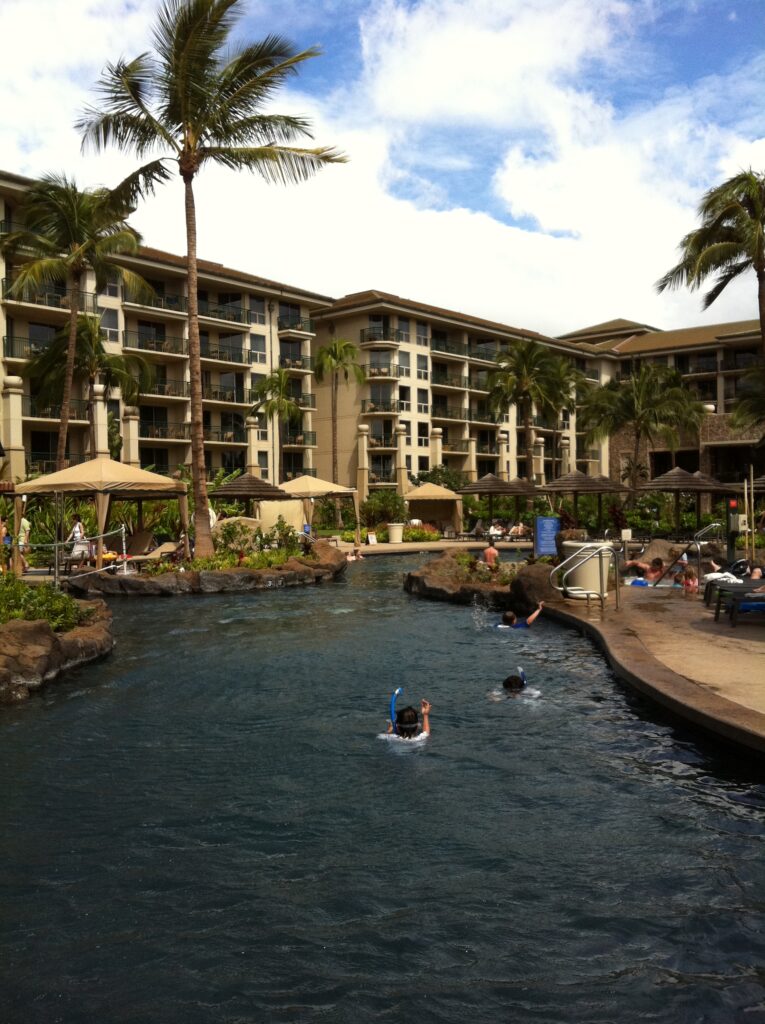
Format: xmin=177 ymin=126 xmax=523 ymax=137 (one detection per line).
xmin=279 ymin=355 xmax=314 ymax=370
xmin=138 ymin=422 xmax=191 ymax=440
xmin=124 ymin=290 xmax=187 ymax=313
xmin=431 ymin=405 xmax=466 ymax=420
xmin=294 ymin=393 xmax=316 ymax=409
xmin=202 ymin=386 xmax=254 ymax=404
xmin=123 ymin=331 xmax=188 ymax=355
xmin=365 ymin=364 xmax=407 ymax=378
xmin=549 ymin=543 xmax=620 ymax=610
xmin=285 ymin=431 xmax=317 ymax=446
xmin=278 ymin=316 xmax=315 ymax=333
xmin=198 ymin=300 xmax=249 ymax=324
xmin=2 ymin=278 xmax=97 ymax=313
xmin=649 ymin=521 xmax=724 ymax=587
xmin=431 ymin=373 xmax=468 ymax=388
xmin=468 ymin=409 xmax=495 ymax=423
xmin=361 ymin=399 xmax=403 ymax=413
xmin=26 ymin=452 xmax=89 ymax=475
xmin=359 ymin=326 xmax=405 ymax=345
xmin=145 ymin=379 xmax=190 ymax=399
xmin=367 ymin=434 xmax=395 ymax=448
xmin=23 ymin=396 xmax=89 ymax=420
xmin=284 ymin=467 xmax=317 ymax=480
xmin=200 ymin=343 xmax=249 ymax=364
xmin=4 ymin=335 xmax=54 ymax=359
xmin=443 ymin=439 xmax=470 ymax=453
xmin=432 ymin=337 xmax=468 ymax=357
xmin=203 ymin=427 xmax=246 ymax=443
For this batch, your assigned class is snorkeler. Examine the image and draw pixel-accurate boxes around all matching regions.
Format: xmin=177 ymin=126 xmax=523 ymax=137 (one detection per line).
xmin=384 ymin=687 xmax=432 ymax=740
xmin=503 ymin=667 xmax=527 ymax=692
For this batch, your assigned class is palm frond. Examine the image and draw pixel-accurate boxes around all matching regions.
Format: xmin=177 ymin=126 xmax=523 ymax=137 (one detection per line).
xmin=200 ymin=144 xmax=346 ymax=182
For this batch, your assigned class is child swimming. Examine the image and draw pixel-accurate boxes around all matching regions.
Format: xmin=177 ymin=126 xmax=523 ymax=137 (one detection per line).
xmin=488 ymin=666 xmax=541 ymax=701
xmin=380 ymin=689 xmax=432 ymax=742
xmin=497 ymin=602 xmax=544 ymax=629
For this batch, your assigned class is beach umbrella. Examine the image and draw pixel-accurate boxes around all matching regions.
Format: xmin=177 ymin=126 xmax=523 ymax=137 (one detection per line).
xmin=541 ymin=470 xmax=630 ymax=530
xmin=210 ymin=472 xmax=291 ymax=517
xmin=637 ymin=466 xmax=731 ymax=531
xmin=458 ymin=473 xmax=538 ymax=522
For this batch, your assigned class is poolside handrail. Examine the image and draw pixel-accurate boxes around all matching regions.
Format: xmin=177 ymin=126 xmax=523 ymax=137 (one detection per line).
xmin=549 ymin=542 xmax=620 ymax=611
xmin=650 ymin=521 xmax=724 ymax=587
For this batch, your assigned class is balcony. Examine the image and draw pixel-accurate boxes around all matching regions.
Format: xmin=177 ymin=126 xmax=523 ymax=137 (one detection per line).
xmin=367 ymin=434 xmax=396 ymax=449
xmin=203 ymin=427 xmax=246 ymax=444
xmin=468 ymin=409 xmax=496 ymax=423
xmin=468 ymin=375 xmax=490 ymax=391
xmin=476 ymin=443 xmax=499 ymax=455
xmin=442 ymin=439 xmax=470 ymax=453
xmin=124 ymin=289 xmax=187 ymax=315
xmin=431 ymin=372 xmax=468 ymax=389
xmin=365 ymin=363 xmax=407 ymax=379
xmin=200 ymin=342 xmax=249 ymax=365
xmin=278 ymin=316 xmax=315 ymax=334
xmin=471 ymin=343 xmax=502 ymax=362
xmin=284 ymin=467 xmax=317 ymax=480
xmin=138 ymin=422 xmax=191 ymax=441
xmin=123 ymin=331 xmax=188 ymax=356
xmin=293 ymin=393 xmax=316 ymax=409
xmin=284 ymin=431 xmax=317 ymax=447
xmin=361 ymin=399 xmax=404 ymax=414
xmin=279 ymin=355 xmax=314 ymax=371
xmin=359 ymin=327 xmax=404 ymax=349
xmin=431 ymin=337 xmax=468 ymax=358
xmin=143 ymin=379 xmax=190 ymax=399
xmin=2 ymin=278 xmax=97 ymax=314
xmin=202 ymin=385 xmax=255 ymax=405
xmin=681 ymin=359 xmax=718 ymax=376
xmin=198 ymin=299 xmax=249 ymax=325
xmin=23 ymin=396 xmax=89 ymax=421
xmin=4 ymin=335 xmax=54 ymax=360
xmin=720 ymin=354 xmax=763 ymax=372
xmin=431 ymin=405 xmax=466 ymax=421
xmin=26 ymin=452 xmax=88 ymax=475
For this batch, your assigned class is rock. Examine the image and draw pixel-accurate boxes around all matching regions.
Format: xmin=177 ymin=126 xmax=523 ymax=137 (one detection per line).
xmin=0 ymin=600 xmax=113 ymax=705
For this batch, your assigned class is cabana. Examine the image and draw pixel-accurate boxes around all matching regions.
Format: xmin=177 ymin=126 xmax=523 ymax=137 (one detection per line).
xmin=17 ymin=457 xmax=189 ymax=580
xmin=209 ymin=472 xmax=291 ymax=517
xmin=458 ymin=473 xmax=538 ymax=523
xmin=404 ymin=481 xmax=463 ymax=537
xmin=636 ymin=466 xmax=732 ymax=532
xmin=281 ymin=474 xmax=361 ymax=544
xmin=541 ymin=470 xmax=631 ymax=532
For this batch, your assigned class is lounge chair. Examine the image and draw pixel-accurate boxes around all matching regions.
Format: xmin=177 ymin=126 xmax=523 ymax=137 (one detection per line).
xmin=126 ymin=541 xmax=181 ymax=569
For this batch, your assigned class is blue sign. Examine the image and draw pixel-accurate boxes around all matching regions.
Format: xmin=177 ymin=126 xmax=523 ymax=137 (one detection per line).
xmin=534 ymin=516 xmax=560 ymax=558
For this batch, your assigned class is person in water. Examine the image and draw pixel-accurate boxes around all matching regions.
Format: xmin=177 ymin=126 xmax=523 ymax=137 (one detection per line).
xmin=388 ymin=699 xmax=432 ymax=738
xmin=499 ymin=601 xmax=544 ymax=628
xmin=623 ymin=557 xmax=665 ymax=582
xmin=502 ymin=673 xmax=526 ymax=692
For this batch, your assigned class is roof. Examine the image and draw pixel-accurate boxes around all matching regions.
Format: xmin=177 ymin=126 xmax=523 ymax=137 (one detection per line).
xmin=210 ymin=473 xmax=290 ymax=500
xmin=558 ymin=318 xmax=658 ymax=342
xmin=458 ymin=473 xmax=538 ymax=496
xmin=281 ymin=475 xmax=357 ymax=498
xmin=613 ymin=319 xmax=760 ymax=355
xmin=20 ymin=457 xmax=187 ymax=498
xmin=404 ymin=481 xmax=461 ymax=500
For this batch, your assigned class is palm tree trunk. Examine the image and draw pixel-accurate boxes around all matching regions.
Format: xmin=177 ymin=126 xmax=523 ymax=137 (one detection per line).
xmin=524 ymin=401 xmax=534 ymax=482
xmin=331 ymin=371 xmax=338 ymax=483
xmin=758 ymin=266 xmax=765 ymax=360
xmin=278 ymin=419 xmax=285 ymax=484
xmin=88 ymin=374 xmax=97 ymax=456
xmin=184 ymin=175 xmax=213 ymax=558
xmin=56 ymin=274 xmax=80 ymax=471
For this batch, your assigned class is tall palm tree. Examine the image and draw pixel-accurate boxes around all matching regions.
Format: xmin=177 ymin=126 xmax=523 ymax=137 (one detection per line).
xmin=578 ymin=364 xmax=704 ymax=494
xmin=730 ymin=364 xmax=765 ymax=440
xmin=78 ymin=0 xmax=346 ymax=557
xmin=1 ymin=174 xmax=145 ymax=470
xmin=488 ymin=340 xmax=556 ymax=481
xmin=540 ymin=356 xmax=587 ymax=478
xmin=314 ymin=338 xmax=365 ymax=484
xmin=657 ymin=169 xmax=765 ymax=357
xmin=23 ymin=315 xmax=152 ymax=457
xmin=251 ymin=369 xmax=301 ymax=483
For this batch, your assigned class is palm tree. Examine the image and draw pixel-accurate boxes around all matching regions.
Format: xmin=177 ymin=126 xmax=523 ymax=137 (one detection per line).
xmin=314 ymin=338 xmax=365 ymax=484
xmin=251 ymin=369 xmax=301 ymax=483
xmin=488 ymin=340 xmax=556 ymax=481
xmin=23 ymin=315 xmax=152 ymax=457
xmin=540 ymin=356 xmax=587 ymax=477
xmin=657 ymin=170 xmax=765 ymax=357
xmin=1 ymin=174 xmax=145 ymax=470
xmin=578 ymin=364 xmax=704 ymax=494
xmin=78 ymin=0 xmax=346 ymax=557
xmin=730 ymin=364 xmax=765 ymax=440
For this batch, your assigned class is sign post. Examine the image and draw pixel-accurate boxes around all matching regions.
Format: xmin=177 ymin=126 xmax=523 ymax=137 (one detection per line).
xmin=534 ymin=516 xmax=560 ymax=558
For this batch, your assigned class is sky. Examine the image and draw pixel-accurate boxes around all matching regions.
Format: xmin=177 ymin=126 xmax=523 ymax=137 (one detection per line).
xmin=1 ymin=0 xmax=764 ymax=338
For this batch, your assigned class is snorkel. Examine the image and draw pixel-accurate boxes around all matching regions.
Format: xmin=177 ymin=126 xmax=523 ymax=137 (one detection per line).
xmin=389 ymin=687 xmax=403 ymax=734
xmin=517 ymin=666 xmax=527 ymax=689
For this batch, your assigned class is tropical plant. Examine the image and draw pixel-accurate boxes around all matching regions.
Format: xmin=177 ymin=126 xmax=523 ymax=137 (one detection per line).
xmin=0 ymin=573 xmax=86 ymax=631
xmin=107 ymin=410 xmax=123 ymax=460
xmin=539 ymin=356 xmax=587 ymax=477
xmin=359 ymin=489 xmax=407 ymax=527
xmin=250 ymin=369 xmax=301 ymax=483
xmin=578 ymin=364 xmax=704 ymax=495
xmin=411 ymin=463 xmax=467 ymax=492
xmin=656 ymin=169 xmax=765 ymax=357
xmin=1 ymin=173 xmax=146 ymax=470
xmin=78 ymin=0 xmax=346 ymax=557
xmin=22 ymin=314 xmax=151 ymax=457
xmin=729 ymin=364 xmax=765 ymax=440
xmin=314 ymin=338 xmax=365 ymax=483
xmin=488 ymin=340 xmax=557 ymax=481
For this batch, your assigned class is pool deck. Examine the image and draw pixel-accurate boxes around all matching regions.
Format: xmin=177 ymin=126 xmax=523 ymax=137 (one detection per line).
xmin=343 ymin=540 xmax=765 ymax=757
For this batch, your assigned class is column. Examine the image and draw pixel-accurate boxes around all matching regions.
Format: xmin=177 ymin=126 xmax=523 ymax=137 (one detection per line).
xmin=430 ymin=426 xmax=443 ymax=468
xmin=395 ymin=424 xmax=408 ymax=495
xmin=1 ymin=376 xmax=24 ymax=481
xmin=467 ymin=436 xmax=477 ymax=482
xmin=498 ymin=431 xmax=509 ymax=480
xmin=121 ymin=406 xmax=140 ymax=467
xmin=356 ymin=423 xmax=369 ymax=504
xmin=533 ymin=436 xmax=546 ymax=485
xmin=92 ymin=384 xmax=110 ymax=459
xmin=246 ymin=416 xmax=261 ymax=476
xmin=559 ymin=435 xmax=571 ymax=476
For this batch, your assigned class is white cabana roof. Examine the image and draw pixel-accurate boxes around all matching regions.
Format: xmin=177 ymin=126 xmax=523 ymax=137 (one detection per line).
xmin=280 ymin=475 xmax=357 ymax=498
xmin=20 ymin=457 xmax=187 ymax=499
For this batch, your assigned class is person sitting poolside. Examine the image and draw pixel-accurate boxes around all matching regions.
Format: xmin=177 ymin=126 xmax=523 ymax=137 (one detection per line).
xmin=623 ymin=557 xmax=665 ymax=582
xmin=508 ymin=522 xmax=527 ymax=539
xmin=499 ymin=602 xmax=544 ymax=629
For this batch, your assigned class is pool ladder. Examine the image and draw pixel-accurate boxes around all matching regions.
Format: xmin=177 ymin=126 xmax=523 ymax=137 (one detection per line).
xmin=549 ymin=544 xmax=621 ymax=611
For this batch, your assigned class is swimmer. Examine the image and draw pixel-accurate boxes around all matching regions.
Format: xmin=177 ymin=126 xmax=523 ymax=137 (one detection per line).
xmin=385 ymin=695 xmax=432 ymax=739
xmin=498 ymin=602 xmax=544 ymax=629
xmin=503 ymin=666 xmax=527 ymax=692
xmin=489 ymin=665 xmax=541 ymax=701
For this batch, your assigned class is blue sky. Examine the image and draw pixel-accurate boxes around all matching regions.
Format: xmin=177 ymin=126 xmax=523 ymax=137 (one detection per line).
xmin=1 ymin=0 xmax=764 ymax=335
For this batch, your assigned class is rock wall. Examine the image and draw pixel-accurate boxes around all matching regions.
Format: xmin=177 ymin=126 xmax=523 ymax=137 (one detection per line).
xmin=0 ymin=600 xmax=114 ymax=704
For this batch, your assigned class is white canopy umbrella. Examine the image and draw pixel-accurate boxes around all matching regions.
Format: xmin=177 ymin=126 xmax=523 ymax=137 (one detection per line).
xmin=280 ymin=475 xmax=361 ymax=544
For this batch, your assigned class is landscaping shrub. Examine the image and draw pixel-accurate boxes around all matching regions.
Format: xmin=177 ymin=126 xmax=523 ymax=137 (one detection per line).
xmin=0 ymin=574 xmax=85 ymax=632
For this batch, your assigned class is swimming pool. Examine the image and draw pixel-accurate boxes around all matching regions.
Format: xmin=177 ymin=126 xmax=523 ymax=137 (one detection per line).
xmin=1 ymin=555 xmax=763 ymax=1023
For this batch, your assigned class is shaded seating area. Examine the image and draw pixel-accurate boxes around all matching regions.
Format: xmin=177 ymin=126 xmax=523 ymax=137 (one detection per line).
xmin=403 ymin=482 xmax=463 ymax=538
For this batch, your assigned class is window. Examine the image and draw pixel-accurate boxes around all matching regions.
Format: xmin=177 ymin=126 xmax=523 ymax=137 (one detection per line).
xmin=100 ymin=272 xmax=119 ymax=298
xmin=99 ymin=306 xmax=118 ymax=342
xmin=400 ymin=419 xmax=411 ymax=446
xmin=140 ymin=448 xmax=169 ymax=473
xmin=222 ymin=449 xmax=245 ymax=472
xmin=417 ymin=354 xmax=429 ymax=380
xmin=249 ymin=296 xmax=266 ymax=325
xmin=258 ymin=451 xmax=269 ymax=478
xmin=279 ymin=302 xmax=301 ymax=328
xmin=416 ymin=321 xmax=428 ymax=346
xmin=406 ymin=454 xmax=412 ymax=471
xmin=107 ymin=399 xmax=120 ymax=425
xmin=398 ymin=351 xmax=410 ymax=374
xmin=250 ymin=334 xmax=266 ymax=363
xmin=417 ymin=388 xmax=429 ymax=414
xmin=418 ymin=456 xmax=430 ymax=472
xmin=398 ymin=317 xmax=410 ymax=342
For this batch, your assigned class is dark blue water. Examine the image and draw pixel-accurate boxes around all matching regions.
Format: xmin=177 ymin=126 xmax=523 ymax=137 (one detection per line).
xmin=1 ymin=555 xmax=764 ymax=1024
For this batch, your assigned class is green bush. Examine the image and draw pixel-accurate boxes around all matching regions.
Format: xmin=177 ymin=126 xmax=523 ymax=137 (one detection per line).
xmin=359 ymin=490 xmax=407 ymax=528
xmin=0 ymin=574 xmax=85 ymax=632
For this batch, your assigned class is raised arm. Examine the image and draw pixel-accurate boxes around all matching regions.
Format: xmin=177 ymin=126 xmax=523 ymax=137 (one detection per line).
xmin=420 ymin=699 xmax=432 ymax=735
xmin=525 ymin=601 xmax=544 ymax=626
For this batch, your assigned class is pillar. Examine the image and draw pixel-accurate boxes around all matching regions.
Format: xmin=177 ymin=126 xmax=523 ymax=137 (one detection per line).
xmin=93 ymin=384 xmax=110 ymax=459
xmin=395 ymin=424 xmax=408 ymax=495
xmin=2 ymin=376 xmax=24 ymax=481
xmin=559 ymin=435 xmax=571 ymax=476
xmin=533 ymin=436 xmax=546 ymax=485
xmin=430 ymin=426 xmax=443 ymax=468
xmin=121 ymin=406 xmax=140 ymax=467
xmin=356 ymin=423 xmax=369 ymax=504
xmin=498 ymin=431 xmax=510 ymax=481
xmin=467 ymin=436 xmax=477 ymax=482
xmin=246 ymin=416 xmax=261 ymax=476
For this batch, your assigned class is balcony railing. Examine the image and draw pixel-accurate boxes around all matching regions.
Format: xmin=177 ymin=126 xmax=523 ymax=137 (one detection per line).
xmin=432 ymin=337 xmax=468 ymax=357
xmin=279 ymin=355 xmax=314 ymax=370
xmin=4 ymin=335 xmax=55 ymax=359
xmin=23 ymin=396 xmax=89 ymax=420
xmin=471 ymin=343 xmax=501 ymax=362
xmin=284 ymin=431 xmax=317 ymax=446
xmin=144 ymin=379 xmax=190 ymax=399
xmin=138 ymin=422 xmax=192 ymax=440
xmin=200 ymin=342 xmax=249 ymax=364
xmin=278 ymin=316 xmax=314 ymax=333
xmin=198 ymin=300 xmax=249 ymax=324
xmin=431 ymin=405 xmax=466 ymax=420
xmin=476 ymin=443 xmax=499 ymax=455
xmin=202 ymin=386 xmax=255 ymax=404
xmin=431 ymin=373 xmax=468 ymax=388
xmin=123 ymin=331 xmax=188 ymax=356
xmin=361 ymin=399 xmax=404 ymax=414
xmin=369 ymin=463 xmax=397 ymax=483
xmin=284 ymin=467 xmax=317 ymax=480
xmin=293 ymin=393 xmax=316 ymax=409
xmin=359 ymin=327 xmax=404 ymax=345
xmin=365 ymin=363 xmax=408 ymax=378
xmin=469 ymin=376 xmax=490 ymax=391
xmin=468 ymin=409 xmax=495 ymax=423
xmin=681 ymin=359 xmax=718 ymax=375
xmin=367 ymin=434 xmax=395 ymax=448
xmin=124 ymin=289 xmax=187 ymax=314
xmin=2 ymin=278 xmax=97 ymax=313
xmin=203 ymin=427 xmax=246 ymax=443
xmin=443 ymin=439 xmax=470 ymax=453
xmin=720 ymin=354 xmax=763 ymax=372
xmin=531 ymin=415 xmax=564 ymax=430
xmin=26 ymin=452 xmax=88 ymax=474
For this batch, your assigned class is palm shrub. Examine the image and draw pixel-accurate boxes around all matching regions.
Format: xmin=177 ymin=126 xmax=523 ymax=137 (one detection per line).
xmin=359 ymin=490 xmax=407 ymax=528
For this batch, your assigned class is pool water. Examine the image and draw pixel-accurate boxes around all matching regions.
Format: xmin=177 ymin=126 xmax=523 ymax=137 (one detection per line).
xmin=1 ymin=555 xmax=764 ymax=1024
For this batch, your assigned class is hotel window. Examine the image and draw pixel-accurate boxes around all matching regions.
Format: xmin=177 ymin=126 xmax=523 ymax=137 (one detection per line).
xmin=418 ymin=456 xmax=430 ymax=472
xmin=250 ymin=334 xmax=266 ymax=363
xmin=99 ymin=272 xmax=119 ymax=298
xmin=249 ymin=296 xmax=266 ymax=325
xmin=417 ymin=388 xmax=429 ymax=414
xmin=416 ymin=321 xmax=428 ymax=346
xmin=400 ymin=419 xmax=411 ymax=446
xmin=398 ymin=317 xmax=410 ymax=342
xmin=397 ymin=350 xmax=410 ymax=376
xmin=399 ymin=386 xmax=411 ymax=411
xmin=279 ymin=302 xmax=301 ymax=328
xmin=99 ymin=306 xmax=118 ymax=342
xmin=406 ymin=454 xmax=412 ymax=471
xmin=417 ymin=354 xmax=429 ymax=380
